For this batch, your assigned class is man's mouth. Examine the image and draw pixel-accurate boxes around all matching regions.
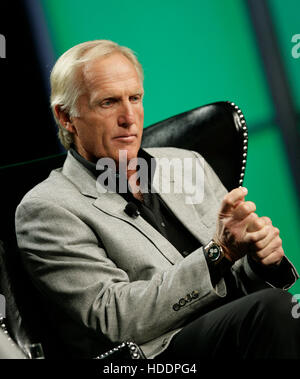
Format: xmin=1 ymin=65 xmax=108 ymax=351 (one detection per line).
xmin=113 ymin=134 xmax=137 ymax=142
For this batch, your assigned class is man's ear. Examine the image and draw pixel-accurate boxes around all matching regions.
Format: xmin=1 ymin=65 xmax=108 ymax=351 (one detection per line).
xmin=54 ymin=105 xmax=76 ymax=133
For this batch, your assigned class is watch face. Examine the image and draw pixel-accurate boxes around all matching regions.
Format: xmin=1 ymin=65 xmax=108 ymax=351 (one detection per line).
xmin=208 ymin=245 xmax=221 ymax=262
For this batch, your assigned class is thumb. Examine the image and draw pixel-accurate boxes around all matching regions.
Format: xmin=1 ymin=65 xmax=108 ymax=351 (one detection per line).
xmin=219 ymin=187 xmax=248 ymax=216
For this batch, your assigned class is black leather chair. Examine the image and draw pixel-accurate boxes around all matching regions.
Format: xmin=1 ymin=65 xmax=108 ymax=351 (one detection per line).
xmin=0 ymin=101 xmax=248 ymax=358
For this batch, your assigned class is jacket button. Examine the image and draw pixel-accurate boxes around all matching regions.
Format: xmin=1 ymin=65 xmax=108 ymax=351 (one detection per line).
xmin=173 ymin=303 xmax=180 ymax=311
xmin=192 ymin=290 xmax=199 ymax=299
xmin=179 ymin=298 xmax=186 ymax=307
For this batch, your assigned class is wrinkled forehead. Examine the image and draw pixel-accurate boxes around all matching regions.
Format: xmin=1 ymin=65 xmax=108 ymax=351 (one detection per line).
xmin=81 ymin=53 xmax=142 ymax=94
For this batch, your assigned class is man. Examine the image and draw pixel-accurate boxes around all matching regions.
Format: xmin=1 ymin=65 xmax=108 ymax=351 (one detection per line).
xmin=16 ymin=40 xmax=299 ymax=359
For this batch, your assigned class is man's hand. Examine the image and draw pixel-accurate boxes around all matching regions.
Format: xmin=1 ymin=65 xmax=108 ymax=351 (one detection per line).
xmin=245 ymin=216 xmax=284 ymax=266
xmin=214 ymin=187 xmax=284 ymax=266
xmin=214 ymin=187 xmax=259 ymax=262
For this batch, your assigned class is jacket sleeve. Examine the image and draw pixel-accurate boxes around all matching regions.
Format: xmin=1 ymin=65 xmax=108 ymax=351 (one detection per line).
xmin=16 ymin=196 xmax=227 ymax=345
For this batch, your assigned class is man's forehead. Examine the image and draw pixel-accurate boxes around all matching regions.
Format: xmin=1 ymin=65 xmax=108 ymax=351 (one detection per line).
xmin=83 ymin=54 xmax=137 ymax=81
xmin=81 ymin=54 xmax=143 ymax=97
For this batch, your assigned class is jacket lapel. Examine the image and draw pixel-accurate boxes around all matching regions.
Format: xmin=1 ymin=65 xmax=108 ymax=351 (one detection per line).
xmin=93 ymin=194 xmax=183 ymax=264
xmin=147 ymin=147 xmax=215 ymax=246
xmin=62 ymin=150 xmax=214 ymax=263
xmin=62 ymin=152 xmax=182 ymax=264
xmin=157 ymin=191 xmax=214 ymax=246
xmin=62 ymin=151 xmax=99 ymax=198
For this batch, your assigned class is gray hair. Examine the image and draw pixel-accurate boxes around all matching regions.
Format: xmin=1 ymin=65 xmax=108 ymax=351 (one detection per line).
xmin=50 ymin=40 xmax=144 ymax=150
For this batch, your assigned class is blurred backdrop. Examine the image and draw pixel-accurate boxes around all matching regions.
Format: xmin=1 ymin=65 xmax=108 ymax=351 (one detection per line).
xmin=0 ymin=0 xmax=299 ymax=293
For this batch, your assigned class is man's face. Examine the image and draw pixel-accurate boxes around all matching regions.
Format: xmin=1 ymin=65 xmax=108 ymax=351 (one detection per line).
xmin=69 ymin=53 xmax=144 ymax=166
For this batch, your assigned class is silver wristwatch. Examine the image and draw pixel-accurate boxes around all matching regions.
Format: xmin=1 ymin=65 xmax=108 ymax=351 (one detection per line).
xmin=203 ymin=240 xmax=224 ymax=264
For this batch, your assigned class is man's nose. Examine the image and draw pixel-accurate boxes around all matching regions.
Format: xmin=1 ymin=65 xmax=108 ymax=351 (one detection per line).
xmin=118 ymin=101 xmax=135 ymax=127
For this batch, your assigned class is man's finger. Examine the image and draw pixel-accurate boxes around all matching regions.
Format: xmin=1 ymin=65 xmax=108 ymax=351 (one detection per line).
xmin=253 ymin=227 xmax=280 ymax=251
xmin=260 ymin=249 xmax=284 ymax=266
xmin=220 ymin=187 xmax=248 ymax=215
xmin=232 ymin=201 xmax=256 ymax=221
xmin=252 ymin=234 xmax=282 ymax=260
xmin=244 ymin=224 xmax=269 ymax=243
xmin=260 ymin=216 xmax=272 ymax=226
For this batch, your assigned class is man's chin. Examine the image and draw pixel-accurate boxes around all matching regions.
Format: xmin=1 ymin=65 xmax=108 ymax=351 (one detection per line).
xmin=117 ymin=146 xmax=140 ymax=161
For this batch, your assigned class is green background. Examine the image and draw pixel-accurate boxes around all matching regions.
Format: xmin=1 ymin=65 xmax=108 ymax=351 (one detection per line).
xmin=40 ymin=0 xmax=300 ymax=293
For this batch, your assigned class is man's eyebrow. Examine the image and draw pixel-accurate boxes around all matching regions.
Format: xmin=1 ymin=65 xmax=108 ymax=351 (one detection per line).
xmin=92 ymin=90 xmax=144 ymax=102
xmin=95 ymin=93 xmax=116 ymax=100
xmin=90 ymin=93 xmax=116 ymax=105
xmin=129 ymin=90 xmax=144 ymax=98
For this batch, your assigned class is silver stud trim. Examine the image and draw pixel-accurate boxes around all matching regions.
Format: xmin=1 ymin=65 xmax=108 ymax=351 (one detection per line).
xmin=94 ymin=341 xmax=143 ymax=359
xmin=227 ymin=101 xmax=248 ymax=187
xmin=0 ymin=314 xmax=22 ymax=351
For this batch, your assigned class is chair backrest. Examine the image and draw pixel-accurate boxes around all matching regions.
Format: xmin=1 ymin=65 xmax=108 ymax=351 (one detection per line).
xmin=142 ymin=101 xmax=248 ymax=191
xmin=0 ymin=101 xmax=248 ymax=356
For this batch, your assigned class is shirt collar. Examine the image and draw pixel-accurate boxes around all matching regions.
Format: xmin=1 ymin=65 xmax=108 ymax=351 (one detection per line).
xmin=69 ymin=146 xmax=156 ymax=192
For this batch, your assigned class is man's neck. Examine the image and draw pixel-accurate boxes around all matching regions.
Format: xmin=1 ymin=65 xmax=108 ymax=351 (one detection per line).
xmin=126 ymin=170 xmax=144 ymax=202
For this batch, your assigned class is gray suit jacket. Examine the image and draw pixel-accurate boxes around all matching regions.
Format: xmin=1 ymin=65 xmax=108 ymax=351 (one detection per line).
xmin=15 ymin=147 xmax=298 ymax=358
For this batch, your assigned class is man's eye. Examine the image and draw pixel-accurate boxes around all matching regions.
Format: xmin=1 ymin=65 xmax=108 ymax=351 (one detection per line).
xmin=130 ymin=95 xmax=141 ymax=103
xmin=101 ymin=99 xmax=115 ymax=107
